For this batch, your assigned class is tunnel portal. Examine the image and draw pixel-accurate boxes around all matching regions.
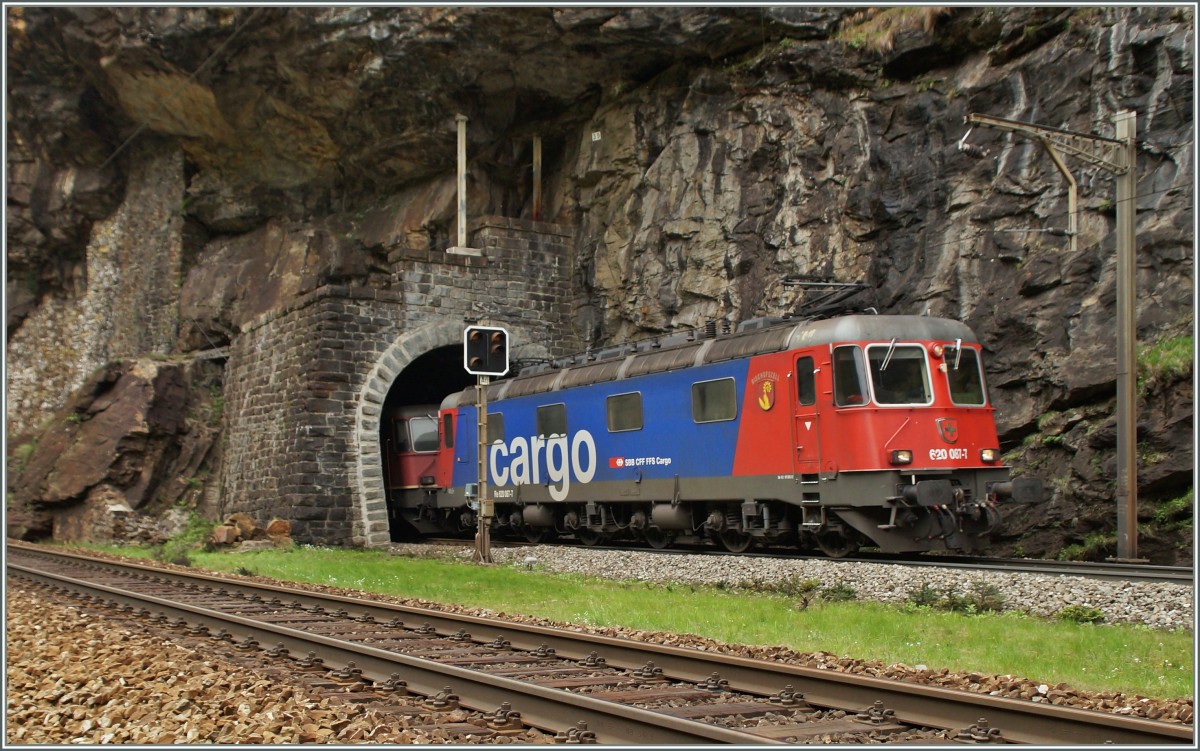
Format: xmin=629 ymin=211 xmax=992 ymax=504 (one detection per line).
xmin=222 ymin=216 xmax=577 ymax=548
xmin=378 ymin=344 xmax=475 ymax=540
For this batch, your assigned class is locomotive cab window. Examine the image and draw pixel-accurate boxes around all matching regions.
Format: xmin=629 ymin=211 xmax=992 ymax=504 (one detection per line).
xmin=394 ymin=420 xmax=412 ymax=453
xmin=867 ymin=343 xmax=932 ymax=405
xmin=692 ymin=378 xmax=737 ymax=423
xmin=487 ymin=413 xmax=505 ymax=445
xmin=795 ymin=356 xmax=816 ymax=406
xmin=945 ymin=346 xmax=987 ymax=406
xmin=442 ymin=413 xmax=454 ymax=449
xmin=409 ymin=416 xmax=439 ymax=453
xmin=537 ymin=403 xmax=567 ymax=437
xmin=607 ymin=392 xmax=643 ymax=432
xmin=832 ymin=346 xmax=869 ymax=407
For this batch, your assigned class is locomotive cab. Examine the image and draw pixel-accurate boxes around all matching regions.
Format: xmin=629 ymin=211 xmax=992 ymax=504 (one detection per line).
xmin=384 ymin=407 xmax=440 ymax=488
xmin=801 ymin=322 xmax=1042 ymax=554
xmin=383 ymin=406 xmax=444 ymax=536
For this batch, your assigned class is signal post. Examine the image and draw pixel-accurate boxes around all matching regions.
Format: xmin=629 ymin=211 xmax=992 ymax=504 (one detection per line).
xmin=464 ymin=325 xmax=510 ymax=564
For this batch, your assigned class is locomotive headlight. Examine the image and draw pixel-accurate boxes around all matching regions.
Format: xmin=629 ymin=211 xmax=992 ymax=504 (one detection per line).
xmin=980 ymin=448 xmax=999 ymax=463
xmin=931 ymin=344 xmax=945 ymax=358
xmin=890 ymin=449 xmax=914 ymax=465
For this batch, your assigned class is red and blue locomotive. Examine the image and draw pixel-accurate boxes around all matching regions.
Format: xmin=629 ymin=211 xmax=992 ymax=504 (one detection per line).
xmin=383 ymin=314 xmax=1041 ymax=556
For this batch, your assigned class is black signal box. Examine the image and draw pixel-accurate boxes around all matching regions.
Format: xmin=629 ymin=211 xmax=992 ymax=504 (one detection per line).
xmin=464 ymin=325 xmax=510 ymax=377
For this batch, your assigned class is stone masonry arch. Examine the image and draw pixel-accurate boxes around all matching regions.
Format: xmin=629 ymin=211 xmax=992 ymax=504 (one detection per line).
xmin=221 ymin=216 xmax=578 ymax=548
xmin=353 ymin=320 xmax=552 ymax=547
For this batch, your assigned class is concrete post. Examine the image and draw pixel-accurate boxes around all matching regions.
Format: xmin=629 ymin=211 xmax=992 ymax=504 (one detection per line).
xmin=456 ymin=114 xmax=468 ymax=249
xmin=533 ymin=135 xmax=542 ymax=221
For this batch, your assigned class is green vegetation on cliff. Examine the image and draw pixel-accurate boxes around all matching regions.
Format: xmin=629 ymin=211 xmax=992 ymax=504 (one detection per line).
xmin=1138 ymin=334 xmax=1193 ymax=392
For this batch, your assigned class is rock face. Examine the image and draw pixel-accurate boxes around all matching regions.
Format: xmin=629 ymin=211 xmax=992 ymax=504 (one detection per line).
xmin=5 ymin=7 xmax=1194 ymax=562
xmin=7 ymin=359 xmax=222 ymax=544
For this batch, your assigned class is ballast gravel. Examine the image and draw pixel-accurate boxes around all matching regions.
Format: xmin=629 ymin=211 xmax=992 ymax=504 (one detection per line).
xmin=448 ymin=544 xmax=1194 ymax=632
xmin=4 ymin=585 xmax=549 ymax=745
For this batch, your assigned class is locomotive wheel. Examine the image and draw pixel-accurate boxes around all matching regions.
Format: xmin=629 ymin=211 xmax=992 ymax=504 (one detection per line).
xmin=717 ymin=529 xmax=752 ymax=554
xmin=814 ymin=529 xmax=858 ymax=558
xmin=575 ymin=528 xmax=604 ymax=546
xmin=643 ymin=526 xmax=672 ymax=550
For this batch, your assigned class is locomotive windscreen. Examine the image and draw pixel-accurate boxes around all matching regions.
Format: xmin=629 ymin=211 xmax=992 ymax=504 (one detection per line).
xmin=946 ymin=347 xmax=987 ymax=406
xmin=410 ymin=417 xmax=440 ymax=452
xmin=867 ymin=344 xmax=932 ymax=405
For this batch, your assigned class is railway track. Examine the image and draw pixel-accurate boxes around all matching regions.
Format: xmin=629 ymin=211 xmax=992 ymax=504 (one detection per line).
xmin=852 ymin=553 xmax=1194 ymax=585
xmin=421 ymin=537 xmax=1193 ymax=585
xmin=7 ymin=543 xmax=1192 ymax=745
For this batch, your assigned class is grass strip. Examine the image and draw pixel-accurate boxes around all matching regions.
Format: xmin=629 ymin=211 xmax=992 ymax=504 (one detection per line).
xmin=120 ymin=545 xmax=1194 ymax=701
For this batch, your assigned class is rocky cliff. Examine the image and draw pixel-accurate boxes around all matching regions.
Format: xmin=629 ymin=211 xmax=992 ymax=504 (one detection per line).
xmin=6 ymin=7 xmax=1194 ymax=562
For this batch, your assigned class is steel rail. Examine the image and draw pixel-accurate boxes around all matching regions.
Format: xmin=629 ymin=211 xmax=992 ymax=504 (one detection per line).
xmin=853 ymin=554 xmax=1194 ymax=584
xmin=479 ymin=539 xmax=1194 ymax=585
xmin=8 ymin=562 xmax=780 ymax=746
xmin=9 ymin=545 xmax=1193 ymax=745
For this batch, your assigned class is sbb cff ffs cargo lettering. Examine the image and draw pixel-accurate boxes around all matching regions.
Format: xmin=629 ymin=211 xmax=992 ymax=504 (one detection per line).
xmin=382 ymin=314 xmax=1042 ymax=557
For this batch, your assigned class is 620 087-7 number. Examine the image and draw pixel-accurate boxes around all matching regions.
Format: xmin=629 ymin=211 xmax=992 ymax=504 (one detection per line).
xmin=929 ymin=448 xmax=969 ymax=461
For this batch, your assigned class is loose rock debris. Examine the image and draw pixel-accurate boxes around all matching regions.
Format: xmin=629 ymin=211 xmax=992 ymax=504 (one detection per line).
xmin=4 ymin=585 xmax=550 ymax=745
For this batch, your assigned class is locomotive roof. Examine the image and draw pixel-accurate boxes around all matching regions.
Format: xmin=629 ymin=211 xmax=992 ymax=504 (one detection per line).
xmin=386 ymin=405 xmax=440 ymax=420
xmin=442 ymin=314 xmax=980 ymax=409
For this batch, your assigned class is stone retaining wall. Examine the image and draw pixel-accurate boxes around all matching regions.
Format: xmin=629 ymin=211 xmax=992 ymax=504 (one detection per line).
xmin=5 ymin=142 xmax=183 ymax=440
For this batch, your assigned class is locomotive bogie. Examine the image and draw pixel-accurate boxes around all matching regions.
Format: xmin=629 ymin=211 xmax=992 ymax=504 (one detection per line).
xmin=383 ymin=315 xmax=1043 ymax=555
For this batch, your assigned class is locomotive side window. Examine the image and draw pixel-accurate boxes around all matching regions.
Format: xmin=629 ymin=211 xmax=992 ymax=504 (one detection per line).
xmin=867 ymin=344 xmax=932 ymax=405
xmin=537 ymin=403 xmax=567 ymax=437
xmin=409 ymin=416 xmax=439 ymax=453
xmin=796 ymin=356 xmax=816 ymax=406
xmin=832 ymin=346 xmax=869 ymax=406
xmin=946 ymin=346 xmax=987 ymax=406
xmin=607 ymin=392 xmax=643 ymax=432
xmin=442 ymin=413 xmax=454 ymax=449
xmin=692 ymin=378 xmax=737 ymax=423
xmin=487 ymin=413 xmax=505 ymax=444
xmin=393 ymin=418 xmax=413 ymax=452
